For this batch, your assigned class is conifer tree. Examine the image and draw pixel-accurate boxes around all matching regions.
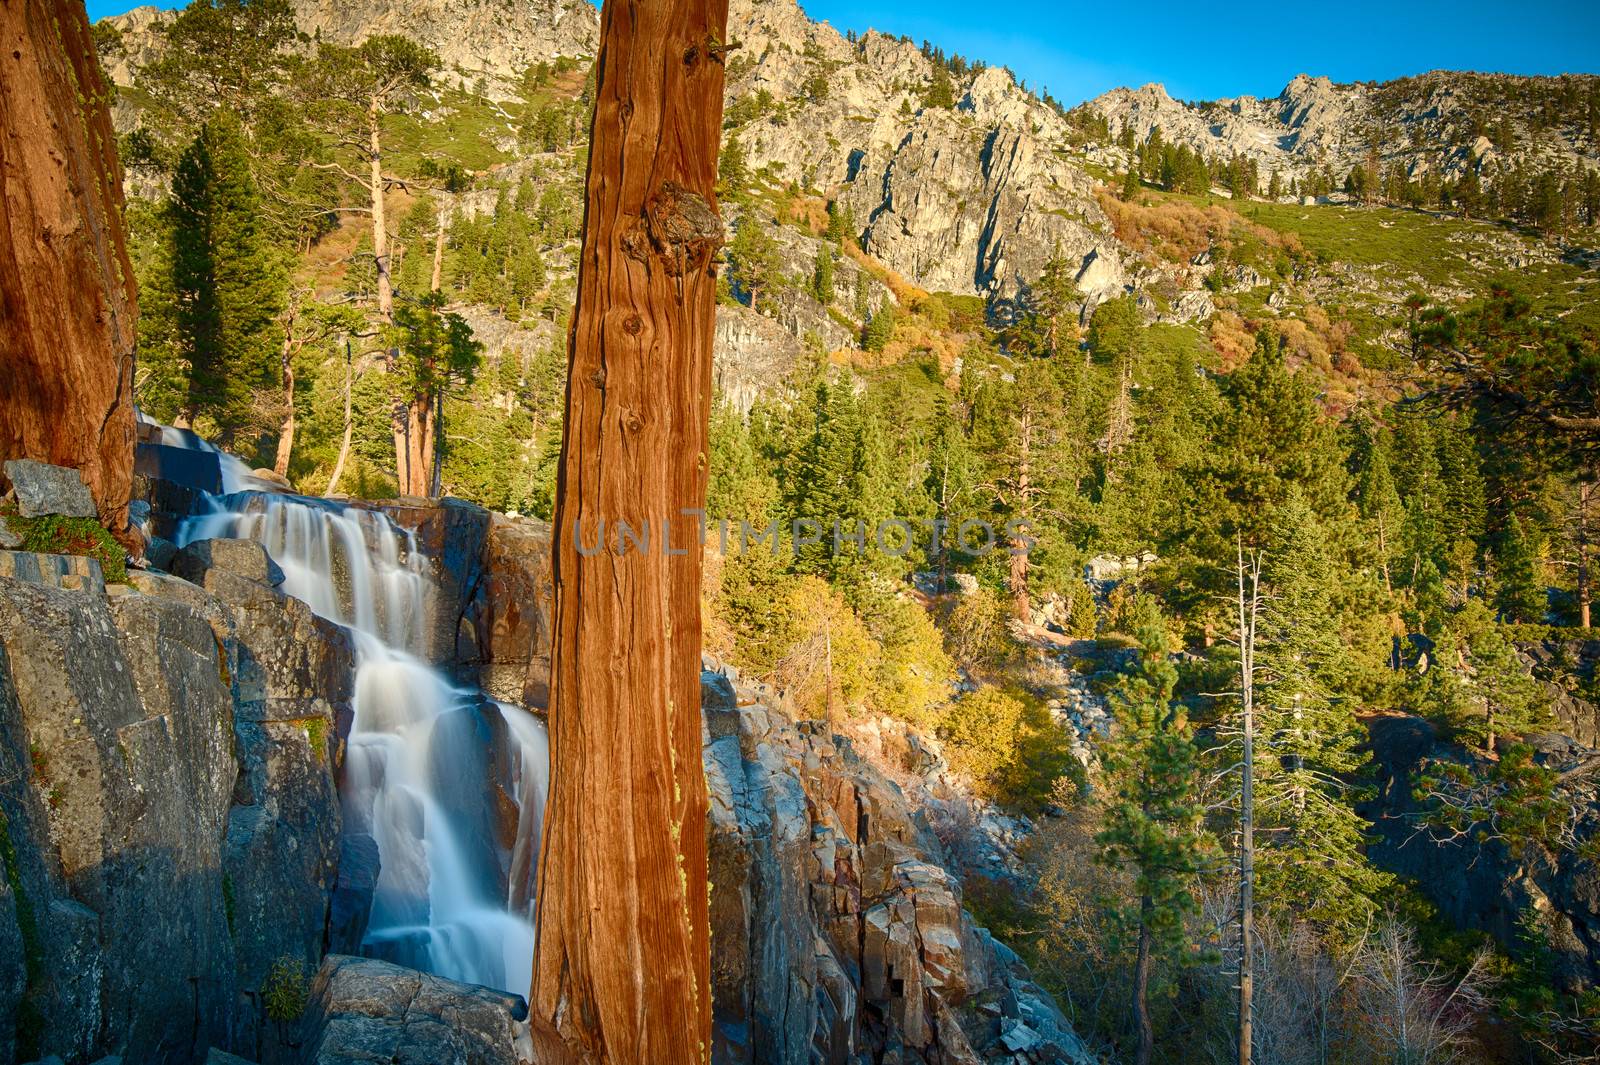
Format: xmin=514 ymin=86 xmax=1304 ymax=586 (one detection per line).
xmin=1190 ymin=330 xmax=1355 ymax=600
xmin=387 ymin=292 xmax=483 ymax=495
xmin=1495 ymin=514 xmax=1547 ymax=623
xmin=812 ymin=245 xmax=836 ymax=305
xmin=718 ymin=131 xmax=748 ymax=199
xmin=1415 ymin=599 xmax=1549 ymax=750
xmin=168 ymin=112 xmax=286 ymax=439
xmin=727 ymin=212 xmax=783 ymax=311
xmin=1351 ymin=418 xmax=1405 ymax=590
xmin=1012 ymin=249 xmax=1081 ymax=359
xmin=1254 ymin=491 xmax=1388 ymax=932
xmin=1095 ymin=598 xmax=1209 ymax=1065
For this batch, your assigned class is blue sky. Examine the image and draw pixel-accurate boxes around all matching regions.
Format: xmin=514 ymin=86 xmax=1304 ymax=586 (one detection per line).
xmin=86 ymin=0 xmax=1600 ymax=105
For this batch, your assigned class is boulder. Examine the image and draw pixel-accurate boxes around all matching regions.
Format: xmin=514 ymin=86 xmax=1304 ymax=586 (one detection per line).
xmin=299 ymin=955 xmax=529 ymax=1065
xmin=2 ymin=460 xmax=96 ymax=519
xmin=172 ymin=537 xmax=286 ymax=589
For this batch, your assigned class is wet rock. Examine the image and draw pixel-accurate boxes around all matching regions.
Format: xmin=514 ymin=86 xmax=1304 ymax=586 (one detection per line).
xmin=205 ymin=1050 xmax=256 ymax=1065
xmin=5 ymin=456 xmax=97 ymax=520
xmin=134 ymin=441 xmax=223 ymax=497
xmin=173 ymin=537 xmax=286 ymax=589
xmin=327 ymin=834 xmax=381 ymax=956
xmin=299 ymin=955 xmax=529 ymax=1065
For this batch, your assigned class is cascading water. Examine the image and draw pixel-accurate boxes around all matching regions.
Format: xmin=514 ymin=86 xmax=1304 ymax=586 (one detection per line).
xmin=176 ymin=488 xmax=547 ymax=999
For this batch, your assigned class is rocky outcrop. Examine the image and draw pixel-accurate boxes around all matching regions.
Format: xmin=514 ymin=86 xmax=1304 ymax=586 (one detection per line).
xmin=702 ymin=667 xmax=1092 ymax=1064
xmin=100 ymin=0 xmax=598 ymax=93
xmin=1523 ymin=638 xmax=1600 ymax=747
xmin=299 ymin=955 xmax=528 ymax=1065
xmin=0 ymin=541 xmax=352 ymax=1064
xmin=1088 ymin=71 xmax=1600 ymax=194
xmin=0 ymin=0 xmax=138 ymax=541
xmin=3 ymin=460 xmax=97 ymax=519
xmin=1364 ymin=716 xmax=1600 ymax=993
xmin=724 ymin=0 xmax=1115 ymax=304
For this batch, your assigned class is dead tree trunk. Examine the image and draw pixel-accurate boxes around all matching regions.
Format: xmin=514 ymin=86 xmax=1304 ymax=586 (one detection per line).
xmin=325 ymin=342 xmax=355 ymax=496
xmin=1236 ymin=541 xmax=1262 ymax=1065
xmin=1009 ymin=406 xmax=1033 ymax=620
xmin=1579 ymin=478 xmax=1592 ymax=629
xmin=0 ymin=0 xmax=138 ymax=544
xmin=529 ymin=0 xmax=729 ymax=1061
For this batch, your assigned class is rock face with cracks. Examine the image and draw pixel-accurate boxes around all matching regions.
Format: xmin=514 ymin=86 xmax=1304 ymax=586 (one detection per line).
xmin=0 ymin=542 xmax=348 ymax=1065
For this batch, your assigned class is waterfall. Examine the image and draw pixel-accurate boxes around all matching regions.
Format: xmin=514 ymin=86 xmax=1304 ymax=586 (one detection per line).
xmin=176 ymin=489 xmax=547 ymax=1000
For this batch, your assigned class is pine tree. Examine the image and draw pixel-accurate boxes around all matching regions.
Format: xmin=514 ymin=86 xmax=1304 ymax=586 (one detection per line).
xmin=1191 ymin=330 xmax=1355 ymax=594
xmin=923 ymin=67 xmax=956 ymax=109
xmin=826 ymin=200 xmax=857 ymax=247
xmin=1495 ymin=514 xmax=1547 ymax=623
xmin=1254 ymin=491 xmax=1389 ymax=932
xmin=1351 ymin=418 xmax=1405 ymax=590
xmin=387 ymin=292 xmax=484 ymax=495
xmin=1095 ymin=598 xmax=1210 ymax=1065
xmin=1416 ymin=599 xmax=1549 ymax=750
xmin=727 ymin=213 xmax=784 ymax=311
xmin=812 ymin=245 xmax=836 ymax=306
xmin=718 ymin=132 xmax=748 ymax=199
xmin=1012 ymin=248 xmax=1081 ymax=359
xmin=168 ymin=112 xmax=286 ymax=439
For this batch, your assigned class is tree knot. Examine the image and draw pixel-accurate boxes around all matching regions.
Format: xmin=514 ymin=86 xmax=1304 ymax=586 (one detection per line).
xmin=623 ymin=181 xmax=723 ymax=277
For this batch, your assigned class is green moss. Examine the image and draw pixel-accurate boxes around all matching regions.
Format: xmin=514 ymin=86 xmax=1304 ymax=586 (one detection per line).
xmin=301 ymin=718 xmax=328 ymax=762
xmin=3 ymin=511 xmax=127 ymax=583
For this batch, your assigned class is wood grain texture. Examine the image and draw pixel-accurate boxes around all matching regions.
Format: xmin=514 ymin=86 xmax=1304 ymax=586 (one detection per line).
xmin=0 ymin=0 xmax=138 ymax=541
xmin=528 ymin=0 xmax=729 ymax=1061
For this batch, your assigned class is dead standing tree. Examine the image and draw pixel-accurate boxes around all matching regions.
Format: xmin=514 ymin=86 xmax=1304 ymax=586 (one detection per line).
xmin=528 ymin=0 xmax=731 ymax=1062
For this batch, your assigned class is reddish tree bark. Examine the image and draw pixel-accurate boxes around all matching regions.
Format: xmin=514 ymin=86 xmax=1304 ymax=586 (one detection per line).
xmin=0 ymin=0 xmax=138 ymax=541
xmin=529 ymin=0 xmax=728 ymax=1060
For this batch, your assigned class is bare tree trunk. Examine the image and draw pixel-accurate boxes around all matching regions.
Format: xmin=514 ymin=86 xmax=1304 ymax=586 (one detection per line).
xmin=1133 ymin=897 xmax=1155 ymax=1065
xmin=431 ymin=205 xmax=447 ymax=293
xmin=1579 ymin=478 xmax=1592 ymax=628
xmin=366 ymin=101 xmax=414 ymax=496
xmin=274 ymin=335 xmax=296 ymax=478
xmin=1010 ymin=407 xmax=1033 ymax=620
xmin=528 ymin=0 xmax=729 ymax=1060
xmin=1236 ymin=541 xmax=1262 ymax=1065
xmin=326 ymin=342 xmax=354 ymax=496
xmin=273 ymin=293 xmax=304 ymax=478
xmin=1377 ymin=512 xmax=1392 ymax=593
xmin=0 ymin=0 xmax=138 ymax=545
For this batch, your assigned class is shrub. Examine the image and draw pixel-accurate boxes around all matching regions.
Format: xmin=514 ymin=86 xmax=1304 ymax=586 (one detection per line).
xmin=262 ymin=954 xmax=309 ymax=1022
xmin=938 ymin=686 xmax=1028 ymax=799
